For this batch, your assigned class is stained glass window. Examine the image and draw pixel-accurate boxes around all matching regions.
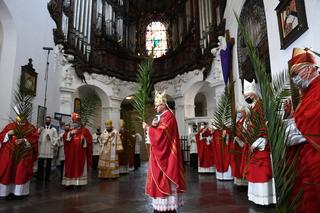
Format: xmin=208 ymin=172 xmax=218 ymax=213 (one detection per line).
xmin=146 ymin=22 xmax=168 ymax=58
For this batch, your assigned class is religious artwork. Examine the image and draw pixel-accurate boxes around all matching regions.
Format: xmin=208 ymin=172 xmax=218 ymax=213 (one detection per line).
xmin=276 ymin=0 xmax=308 ymax=49
xmin=74 ymin=98 xmax=81 ymax=114
xmin=20 ymin=58 xmax=38 ymax=96
xmin=145 ymin=21 xmax=168 ymax=58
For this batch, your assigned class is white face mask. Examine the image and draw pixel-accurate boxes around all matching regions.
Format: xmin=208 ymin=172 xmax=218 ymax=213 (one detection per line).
xmin=291 ymin=75 xmax=310 ymax=89
xmin=236 ymin=112 xmax=242 ymax=122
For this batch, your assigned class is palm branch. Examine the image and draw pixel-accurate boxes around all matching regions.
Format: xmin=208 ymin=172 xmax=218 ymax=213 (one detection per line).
xmin=236 ymin=13 xmax=301 ymax=212
xmin=10 ymin=80 xmax=35 ymax=165
xmin=133 ymin=57 xmax=153 ymax=122
xmin=212 ymin=83 xmax=234 ymax=130
xmin=80 ymin=89 xmax=100 ymax=128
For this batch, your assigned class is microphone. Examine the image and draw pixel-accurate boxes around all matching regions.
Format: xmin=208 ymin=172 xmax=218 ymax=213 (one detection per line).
xmin=43 ymin=47 xmax=53 ymax=50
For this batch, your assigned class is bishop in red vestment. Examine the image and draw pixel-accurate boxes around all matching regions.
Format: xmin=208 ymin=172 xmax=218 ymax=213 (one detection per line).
xmin=62 ymin=112 xmax=92 ymax=186
xmin=286 ymin=48 xmax=320 ymax=213
xmin=0 ymin=117 xmax=38 ymax=197
xmin=143 ymin=90 xmax=186 ymax=213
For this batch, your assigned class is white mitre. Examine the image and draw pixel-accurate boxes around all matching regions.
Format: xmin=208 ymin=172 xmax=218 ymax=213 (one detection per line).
xmin=154 ymin=90 xmax=167 ymax=105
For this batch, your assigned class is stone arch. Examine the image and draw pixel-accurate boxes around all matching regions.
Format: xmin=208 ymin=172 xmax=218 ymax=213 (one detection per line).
xmin=184 ymin=81 xmax=215 ymax=118
xmin=194 ymin=92 xmax=207 ymax=117
xmin=75 ymin=84 xmax=110 ymax=131
xmin=0 ymin=0 xmax=17 ymax=126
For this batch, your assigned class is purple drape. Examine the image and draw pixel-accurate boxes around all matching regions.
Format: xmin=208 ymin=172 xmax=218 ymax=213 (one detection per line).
xmin=220 ymin=43 xmax=233 ymax=85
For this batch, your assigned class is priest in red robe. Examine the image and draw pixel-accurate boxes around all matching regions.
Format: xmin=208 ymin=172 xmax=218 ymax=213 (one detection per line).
xmin=212 ymin=127 xmax=233 ymax=180
xmin=230 ymin=106 xmax=248 ymax=186
xmin=143 ymin=90 xmax=186 ymax=213
xmin=244 ymin=92 xmax=276 ymax=205
xmin=286 ymin=48 xmax=320 ymax=213
xmin=62 ymin=112 xmax=92 ymax=187
xmin=196 ymin=122 xmax=215 ymax=173
xmin=0 ymin=116 xmax=38 ymax=198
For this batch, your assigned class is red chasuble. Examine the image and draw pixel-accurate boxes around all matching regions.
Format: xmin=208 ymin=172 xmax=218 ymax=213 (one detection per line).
xmin=64 ymin=127 xmax=92 ymax=178
xmin=0 ymin=122 xmax=38 ymax=185
xmin=230 ymin=119 xmax=246 ymax=179
xmin=245 ymin=101 xmax=272 ymax=183
xmin=290 ymin=76 xmax=320 ymax=213
xmin=212 ymin=129 xmax=231 ymax=173
xmin=196 ymin=128 xmax=215 ymax=168
xmin=146 ymin=110 xmax=186 ymax=198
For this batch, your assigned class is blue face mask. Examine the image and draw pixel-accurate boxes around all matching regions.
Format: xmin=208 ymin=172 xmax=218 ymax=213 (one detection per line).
xmin=73 ymin=122 xmax=80 ymax=128
xmin=291 ymin=75 xmax=310 ymax=89
xmin=236 ymin=112 xmax=242 ymax=121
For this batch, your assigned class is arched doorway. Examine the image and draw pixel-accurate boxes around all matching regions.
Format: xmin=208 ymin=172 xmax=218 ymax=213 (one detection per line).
xmin=76 ymin=85 xmax=106 ymax=132
xmin=237 ymin=0 xmax=271 ymax=93
xmin=194 ymin=92 xmax=207 ymax=117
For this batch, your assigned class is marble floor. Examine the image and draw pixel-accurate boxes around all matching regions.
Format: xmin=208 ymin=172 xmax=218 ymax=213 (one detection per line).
xmin=0 ymin=163 xmax=274 ymax=213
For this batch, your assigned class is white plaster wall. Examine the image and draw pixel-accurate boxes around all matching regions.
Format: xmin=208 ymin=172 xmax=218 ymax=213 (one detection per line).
xmin=1 ymin=0 xmax=56 ymax=127
xmin=0 ymin=0 xmax=17 ymax=127
xmin=224 ymin=0 xmax=320 ymax=106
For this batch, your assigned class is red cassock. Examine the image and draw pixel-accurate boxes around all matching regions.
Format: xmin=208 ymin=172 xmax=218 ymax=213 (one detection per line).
xmin=196 ymin=128 xmax=215 ymax=168
xmin=0 ymin=122 xmax=38 ymax=185
xmin=230 ymin=119 xmax=246 ymax=179
xmin=212 ymin=129 xmax=231 ymax=173
xmin=64 ymin=127 xmax=92 ymax=178
xmin=146 ymin=110 xmax=186 ymax=198
xmin=245 ymin=101 xmax=272 ymax=183
xmin=290 ymin=76 xmax=320 ymax=213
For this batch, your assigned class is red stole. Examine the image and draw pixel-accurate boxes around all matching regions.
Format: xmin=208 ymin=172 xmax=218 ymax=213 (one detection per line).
xmin=146 ymin=110 xmax=186 ymax=198
xmin=196 ymin=128 xmax=215 ymax=168
xmin=290 ymin=76 xmax=320 ymax=212
xmin=64 ymin=127 xmax=92 ymax=178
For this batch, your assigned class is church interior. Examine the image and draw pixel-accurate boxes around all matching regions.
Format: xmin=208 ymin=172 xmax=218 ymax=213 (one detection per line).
xmin=0 ymin=0 xmax=320 ymax=212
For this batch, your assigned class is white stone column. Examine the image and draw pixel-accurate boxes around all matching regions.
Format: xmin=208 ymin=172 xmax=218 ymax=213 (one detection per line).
xmin=214 ymin=85 xmax=225 ymax=107
xmin=105 ymin=97 xmax=121 ymax=129
xmin=174 ymin=97 xmax=187 ymax=137
xmin=184 ymin=104 xmax=195 ymax=118
xmin=59 ymin=87 xmax=76 ymax=115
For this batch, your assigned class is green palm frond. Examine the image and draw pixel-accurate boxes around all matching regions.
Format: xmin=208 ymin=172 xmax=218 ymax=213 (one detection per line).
xmin=212 ymin=83 xmax=234 ymax=130
xmin=133 ymin=57 xmax=153 ymax=122
xmin=80 ymin=89 xmax=100 ymax=127
xmin=10 ymin=79 xmax=35 ymax=165
xmin=236 ymin=13 xmax=300 ymax=212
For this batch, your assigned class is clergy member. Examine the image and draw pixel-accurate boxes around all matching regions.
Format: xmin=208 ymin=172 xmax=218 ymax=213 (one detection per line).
xmin=98 ymin=120 xmax=123 ymax=179
xmin=62 ymin=112 xmax=92 ymax=187
xmin=143 ymin=90 xmax=186 ymax=213
xmin=286 ymin=48 xmax=320 ymax=212
xmin=0 ymin=116 xmax=38 ymax=198
xmin=196 ymin=122 xmax=215 ymax=173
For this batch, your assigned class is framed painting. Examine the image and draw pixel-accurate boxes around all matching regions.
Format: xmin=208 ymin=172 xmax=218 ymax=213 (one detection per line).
xmin=275 ymin=0 xmax=308 ymax=49
xmin=74 ymin=98 xmax=81 ymax=114
xmin=20 ymin=59 xmax=38 ymax=96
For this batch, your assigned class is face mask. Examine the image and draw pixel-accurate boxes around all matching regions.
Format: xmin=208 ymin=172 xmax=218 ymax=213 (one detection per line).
xmin=73 ymin=123 xmax=80 ymax=128
xmin=106 ymin=128 xmax=112 ymax=132
xmin=45 ymin=121 xmax=51 ymax=126
xmin=291 ymin=75 xmax=310 ymax=89
xmin=236 ymin=112 xmax=242 ymax=121
xmin=245 ymin=97 xmax=253 ymax=104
